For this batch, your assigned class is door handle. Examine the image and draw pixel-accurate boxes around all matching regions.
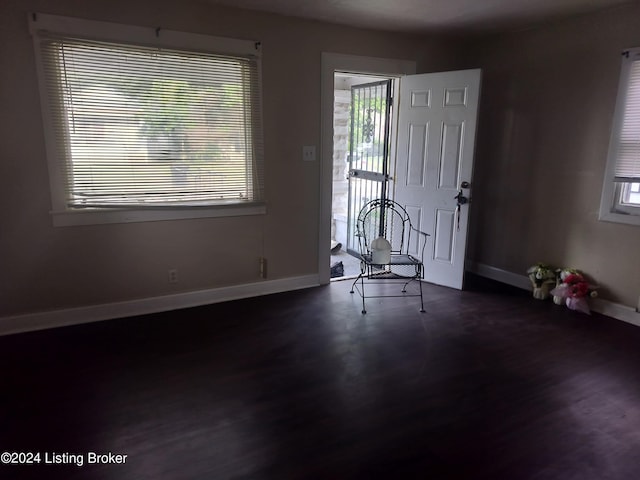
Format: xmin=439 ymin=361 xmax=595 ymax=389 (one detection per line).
xmin=454 ymin=189 xmax=470 ymax=232
xmin=455 ymin=180 xmax=471 ymax=207
xmin=454 ymin=190 xmax=469 ymax=206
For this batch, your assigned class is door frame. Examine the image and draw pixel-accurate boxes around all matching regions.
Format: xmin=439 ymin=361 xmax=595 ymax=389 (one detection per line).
xmin=319 ymin=53 xmax=416 ymax=284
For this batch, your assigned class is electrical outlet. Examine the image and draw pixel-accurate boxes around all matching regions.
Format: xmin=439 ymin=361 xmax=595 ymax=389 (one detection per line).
xmin=168 ymin=269 xmax=178 ymax=283
xmin=302 ymin=145 xmax=316 ymax=162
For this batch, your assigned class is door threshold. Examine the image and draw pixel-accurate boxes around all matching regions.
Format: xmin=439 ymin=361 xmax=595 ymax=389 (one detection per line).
xmin=330 ymin=274 xmax=360 ymax=282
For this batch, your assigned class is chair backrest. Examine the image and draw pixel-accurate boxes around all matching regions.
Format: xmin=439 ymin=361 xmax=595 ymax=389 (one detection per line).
xmin=355 ymin=199 xmax=414 ymax=255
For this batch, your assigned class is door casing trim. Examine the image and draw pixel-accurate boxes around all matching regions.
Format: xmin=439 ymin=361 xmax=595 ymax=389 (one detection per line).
xmin=320 ymin=53 xmax=416 ymax=284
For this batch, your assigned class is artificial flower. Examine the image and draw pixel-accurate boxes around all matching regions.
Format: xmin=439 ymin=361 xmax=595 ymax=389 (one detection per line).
xmin=550 ymin=270 xmax=598 ymax=314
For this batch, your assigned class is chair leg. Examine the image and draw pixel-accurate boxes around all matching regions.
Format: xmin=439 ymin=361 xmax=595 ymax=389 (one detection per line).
xmin=350 ymin=274 xmax=362 ymax=294
xmin=349 ymin=274 xmax=367 ymax=313
xmin=360 ymin=275 xmax=366 ymax=314
xmin=419 ymin=279 xmax=425 ymax=313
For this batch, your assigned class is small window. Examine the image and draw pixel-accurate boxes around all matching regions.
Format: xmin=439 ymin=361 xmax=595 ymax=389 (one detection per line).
xmin=600 ymin=47 xmax=640 ymax=225
xmin=30 ymin=13 xmax=264 ymax=225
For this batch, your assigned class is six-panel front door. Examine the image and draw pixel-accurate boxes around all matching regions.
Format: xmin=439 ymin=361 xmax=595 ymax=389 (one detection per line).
xmin=393 ymin=69 xmax=481 ymax=289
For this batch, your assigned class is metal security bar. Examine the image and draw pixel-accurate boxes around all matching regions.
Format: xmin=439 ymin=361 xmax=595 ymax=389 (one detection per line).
xmin=346 ymin=79 xmax=392 ymax=255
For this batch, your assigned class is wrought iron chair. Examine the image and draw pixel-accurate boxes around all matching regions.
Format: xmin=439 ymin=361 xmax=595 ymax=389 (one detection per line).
xmin=350 ymin=199 xmax=430 ymax=314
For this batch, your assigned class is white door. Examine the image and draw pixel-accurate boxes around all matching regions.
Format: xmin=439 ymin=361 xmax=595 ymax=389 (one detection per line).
xmin=393 ymin=69 xmax=481 ymax=289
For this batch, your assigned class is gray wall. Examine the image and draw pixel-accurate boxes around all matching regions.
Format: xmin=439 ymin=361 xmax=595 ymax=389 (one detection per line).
xmin=0 ymin=0 xmax=456 ymax=316
xmin=464 ymin=4 xmax=640 ymax=306
xmin=3 ymin=0 xmax=639 ymax=318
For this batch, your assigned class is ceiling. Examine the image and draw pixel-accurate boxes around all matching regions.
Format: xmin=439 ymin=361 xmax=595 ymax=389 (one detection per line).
xmin=204 ymin=0 xmax=635 ymax=34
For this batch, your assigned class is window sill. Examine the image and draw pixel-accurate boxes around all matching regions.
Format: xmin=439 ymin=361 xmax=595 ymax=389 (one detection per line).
xmin=598 ymin=208 xmax=640 ymax=227
xmin=51 ymin=203 xmax=267 ymax=227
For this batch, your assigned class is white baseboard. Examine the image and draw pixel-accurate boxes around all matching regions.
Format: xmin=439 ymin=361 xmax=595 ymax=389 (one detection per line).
xmin=0 ymin=274 xmax=320 ymax=337
xmin=466 ymin=261 xmax=640 ymax=327
xmin=590 ymin=298 xmax=640 ymax=327
xmin=467 ymin=262 xmax=532 ymax=290
xmin=6 ymin=265 xmax=637 ymax=336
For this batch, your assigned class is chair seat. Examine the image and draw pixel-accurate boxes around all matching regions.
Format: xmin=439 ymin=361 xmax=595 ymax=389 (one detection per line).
xmin=364 ymin=270 xmax=419 ymax=280
xmin=361 ymin=253 xmax=421 ymax=266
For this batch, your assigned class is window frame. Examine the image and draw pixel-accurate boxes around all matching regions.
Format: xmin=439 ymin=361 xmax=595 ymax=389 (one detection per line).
xmin=599 ymin=47 xmax=640 ymax=226
xmin=29 ymin=13 xmax=266 ymax=226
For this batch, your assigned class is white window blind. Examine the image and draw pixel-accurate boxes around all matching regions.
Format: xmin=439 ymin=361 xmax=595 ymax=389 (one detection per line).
xmin=599 ymin=47 xmax=640 ymax=225
xmin=613 ymin=51 xmax=640 ymax=182
xmin=36 ymin=31 xmax=264 ymax=209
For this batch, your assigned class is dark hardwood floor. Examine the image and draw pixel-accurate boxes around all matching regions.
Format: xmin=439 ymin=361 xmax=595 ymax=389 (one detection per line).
xmin=2 ymin=275 xmax=640 ymax=479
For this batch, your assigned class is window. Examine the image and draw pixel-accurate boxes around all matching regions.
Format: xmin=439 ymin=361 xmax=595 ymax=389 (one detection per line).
xmin=30 ymin=13 xmax=264 ymax=226
xmin=600 ymin=47 xmax=640 ymax=225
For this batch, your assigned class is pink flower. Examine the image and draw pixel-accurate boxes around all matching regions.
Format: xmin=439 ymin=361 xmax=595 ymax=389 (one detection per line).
xmin=569 ymin=282 xmax=589 ymax=298
xmin=564 ymin=273 xmax=585 ymax=285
